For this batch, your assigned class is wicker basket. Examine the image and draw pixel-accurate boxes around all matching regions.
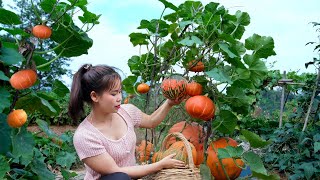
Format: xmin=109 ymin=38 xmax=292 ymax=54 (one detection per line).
xmin=142 ymin=132 xmax=201 ymax=180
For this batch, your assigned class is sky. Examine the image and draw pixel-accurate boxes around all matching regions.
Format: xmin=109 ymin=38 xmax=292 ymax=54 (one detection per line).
xmin=2 ymin=0 xmax=320 ymax=85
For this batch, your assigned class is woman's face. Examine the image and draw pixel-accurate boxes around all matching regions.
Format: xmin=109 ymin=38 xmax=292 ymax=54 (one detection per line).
xmin=93 ymin=79 xmax=122 ymax=113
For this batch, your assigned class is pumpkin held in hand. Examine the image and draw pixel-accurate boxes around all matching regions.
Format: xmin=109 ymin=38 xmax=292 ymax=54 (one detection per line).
xmin=188 ymin=60 xmax=205 ymax=72
xmin=161 ymin=75 xmax=187 ymax=101
xmin=32 ymin=25 xmax=52 ymax=39
xmin=161 ymin=141 xmax=197 ymax=165
xmin=136 ymin=140 xmax=154 ymax=163
xmin=10 ymin=69 xmax=37 ymax=90
xmin=137 ymin=83 xmax=150 ymax=94
xmin=7 ymin=109 xmax=28 ymax=128
xmin=185 ymin=95 xmax=215 ymax=121
xmin=206 ymin=138 xmax=244 ymax=180
xmin=186 ymin=81 xmax=203 ymax=96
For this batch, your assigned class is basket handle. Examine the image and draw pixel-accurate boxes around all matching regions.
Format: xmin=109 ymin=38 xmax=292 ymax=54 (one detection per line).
xmin=160 ymin=132 xmax=195 ymax=169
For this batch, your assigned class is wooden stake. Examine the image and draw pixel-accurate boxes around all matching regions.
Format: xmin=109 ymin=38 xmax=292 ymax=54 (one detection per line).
xmin=279 ymin=71 xmax=286 ymax=128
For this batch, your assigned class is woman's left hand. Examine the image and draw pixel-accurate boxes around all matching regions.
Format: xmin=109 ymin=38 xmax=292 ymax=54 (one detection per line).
xmin=167 ymin=98 xmax=184 ymax=106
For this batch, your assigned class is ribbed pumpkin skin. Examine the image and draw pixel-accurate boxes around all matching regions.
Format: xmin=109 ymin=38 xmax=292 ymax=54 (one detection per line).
xmin=161 ymin=76 xmax=187 ymax=101
xmin=32 ymin=25 xmax=52 ymax=39
xmin=137 ymin=83 xmax=150 ymax=94
xmin=206 ymin=138 xmax=244 ymax=180
xmin=136 ymin=140 xmax=153 ymax=163
xmin=166 ymin=121 xmax=205 ymax=166
xmin=185 ymin=95 xmax=215 ymax=121
xmin=188 ymin=60 xmax=205 ymax=72
xmin=161 ymin=141 xmax=197 ymax=164
xmin=186 ymin=81 xmax=203 ymax=96
xmin=7 ymin=109 xmax=27 ymax=128
xmin=152 ymin=151 xmax=163 ymax=163
xmin=10 ymin=69 xmax=37 ymax=90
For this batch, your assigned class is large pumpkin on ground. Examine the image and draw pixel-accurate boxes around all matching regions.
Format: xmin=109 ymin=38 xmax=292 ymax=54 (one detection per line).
xmin=10 ymin=69 xmax=37 ymax=90
xmin=7 ymin=109 xmax=28 ymax=128
xmin=166 ymin=121 xmax=205 ymax=166
xmin=136 ymin=140 xmax=154 ymax=163
xmin=161 ymin=75 xmax=187 ymax=101
xmin=32 ymin=25 xmax=52 ymax=39
xmin=206 ymin=138 xmax=244 ymax=180
xmin=185 ymin=95 xmax=215 ymax=121
xmin=161 ymin=141 xmax=197 ymax=165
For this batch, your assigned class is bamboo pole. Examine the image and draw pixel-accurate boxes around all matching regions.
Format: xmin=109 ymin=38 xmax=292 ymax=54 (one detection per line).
xmin=279 ymin=71 xmax=286 ymax=128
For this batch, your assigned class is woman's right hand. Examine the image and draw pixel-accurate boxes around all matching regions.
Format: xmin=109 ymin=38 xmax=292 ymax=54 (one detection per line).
xmin=158 ymin=153 xmax=187 ymax=169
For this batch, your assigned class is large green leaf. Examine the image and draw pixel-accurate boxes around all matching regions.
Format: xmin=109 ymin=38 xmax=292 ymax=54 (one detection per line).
xmin=12 ymin=127 xmax=35 ymax=166
xmin=0 ymin=155 xmax=10 ymax=179
xmin=0 ymin=87 xmax=10 ymax=113
xmin=214 ymin=110 xmax=238 ymax=134
xmin=56 ymin=151 xmax=77 ymax=169
xmin=0 ymin=46 xmax=23 ymax=65
xmin=159 ymin=0 xmax=178 ymax=11
xmin=40 ymin=0 xmax=57 ymax=13
xmin=138 ymin=19 xmax=169 ymax=37
xmin=200 ymin=164 xmax=213 ymax=180
xmin=243 ymin=54 xmax=268 ymax=86
xmin=178 ymin=1 xmax=203 ymax=20
xmin=235 ymin=11 xmax=250 ymax=26
xmin=217 ymin=146 xmax=243 ymax=159
xmin=314 ymin=142 xmax=320 ymax=153
xmin=33 ymin=55 xmax=51 ymax=71
xmin=52 ymin=80 xmax=70 ymax=97
xmin=206 ymin=68 xmax=232 ymax=84
xmin=0 ymin=27 xmax=29 ymax=36
xmin=0 ymin=113 xmax=12 ymax=154
xmin=178 ymin=36 xmax=204 ymax=46
xmin=0 ymin=8 xmax=21 ymax=25
xmin=122 ymin=75 xmax=138 ymax=94
xmin=129 ymin=33 xmax=150 ymax=46
xmin=218 ymin=42 xmax=238 ymax=58
xmin=245 ymin=34 xmax=276 ymax=59
xmin=242 ymin=151 xmax=268 ymax=175
xmin=36 ymin=119 xmax=56 ymax=138
xmin=226 ymin=86 xmax=256 ymax=107
xmin=251 ymin=171 xmax=280 ymax=180
xmin=31 ymin=158 xmax=56 ymax=180
xmin=241 ymin=130 xmax=271 ymax=148
xmin=78 ymin=10 xmax=101 ymax=24
xmin=299 ymin=163 xmax=316 ymax=180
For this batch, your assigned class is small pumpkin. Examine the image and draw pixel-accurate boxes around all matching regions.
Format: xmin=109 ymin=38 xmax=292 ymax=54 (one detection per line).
xmin=7 ymin=109 xmax=28 ymax=128
xmin=152 ymin=151 xmax=163 ymax=163
xmin=186 ymin=81 xmax=203 ymax=96
xmin=161 ymin=141 xmax=197 ymax=164
xmin=207 ymin=138 xmax=244 ymax=180
xmin=32 ymin=25 xmax=52 ymax=39
xmin=188 ymin=60 xmax=205 ymax=72
xmin=166 ymin=121 xmax=205 ymax=166
xmin=123 ymin=97 xmax=130 ymax=104
xmin=161 ymin=75 xmax=187 ymax=101
xmin=10 ymin=69 xmax=37 ymax=90
xmin=136 ymin=140 xmax=154 ymax=163
xmin=185 ymin=95 xmax=215 ymax=121
xmin=137 ymin=83 xmax=150 ymax=94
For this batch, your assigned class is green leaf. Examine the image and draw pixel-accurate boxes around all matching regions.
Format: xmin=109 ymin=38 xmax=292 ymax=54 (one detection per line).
xmin=205 ymin=68 xmax=232 ymax=84
xmin=12 ymin=127 xmax=35 ymax=166
xmin=314 ymin=142 xmax=320 ymax=153
xmin=33 ymin=55 xmax=51 ymax=71
xmin=200 ymin=164 xmax=213 ymax=180
xmin=40 ymin=0 xmax=57 ymax=13
xmin=159 ymin=0 xmax=178 ymax=11
xmin=0 ymin=113 xmax=12 ymax=154
xmin=218 ymin=42 xmax=238 ymax=58
xmin=243 ymin=54 xmax=268 ymax=86
xmin=0 ymin=27 xmax=29 ymax=36
xmin=241 ymin=130 xmax=271 ymax=148
xmin=0 ymin=88 xmax=10 ymax=113
xmin=217 ymin=146 xmax=243 ymax=159
xmin=31 ymin=158 xmax=56 ymax=180
xmin=226 ymin=86 xmax=256 ymax=107
xmin=138 ymin=19 xmax=169 ymax=37
xmin=242 ymin=151 xmax=268 ymax=175
xmin=52 ymin=80 xmax=70 ymax=97
xmin=56 ymin=151 xmax=77 ymax=169
xmin=251 ymin=171 xmax=280 ymax=180
xmin=178 ymin=36 xmax=204 ymax=46
xmin=36 ymin=119 xmax=56 ymax=138
xmin=79 ymin=10 xmax=101 ymax=24
xmin=0 ymin=46 xmax=23 ymax=65
xmin=122 ymin=75 xmax=138 ymax=94
xmin=215 ymin=110 xmax=238 ymax=134
xmin=0 ymin=155 xmax=10 ymax=179
xmin=0 ymin=8 xmax=21 ymax=25
xmin=129 ymin=33 xmax=150 ymax=46
xmin=245 ymin=34 xmax=276 ymax=59
xmin=61 ymin=169 xmax=78 ymax=179
xmin=235 ymin=11 xmax=250 ymax=26
xmin=299 ymin=163 xmax=316 ymax=180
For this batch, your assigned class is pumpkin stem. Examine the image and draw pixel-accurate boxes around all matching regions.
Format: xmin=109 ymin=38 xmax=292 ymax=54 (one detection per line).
xmin=36 ymin=49 xmax=64 ymax=69
xmin=34 ymin=35 xmax=73 ymax=54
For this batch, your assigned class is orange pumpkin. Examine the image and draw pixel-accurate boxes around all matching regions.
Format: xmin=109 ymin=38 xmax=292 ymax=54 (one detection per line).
xmin=152 ymin=151 xmax=163 ymax=163
xmin=185 ymin=95 xmax=215 ymax=121
xmin=123 ymin=97 xmax=130 ymax=104
xmin=32 ymin=25 xmax=52 ymax=39
xmin=207 ymin=138 xmax=244 ymax=180
xmin=137 ymin=83 xmax=150 ymax=94
xmin=186 ymin=81 xmax=203 ymax=96
xmin=161 ymin=141 xmax=197 ymax=164
xmin=10 ymin=69 xmax=37 ymax=90
xmin=166 ymin=121 xmax=205 ymax=166
xmin=161 ymin=75 xmax=187 ymax=101
xmin=188 ymin=60 xmax=205 ymax=72
xmin=7 ymin=109 xmax=28 ymax=128
xmin=136 ymin=140 xmax=154 ymax=163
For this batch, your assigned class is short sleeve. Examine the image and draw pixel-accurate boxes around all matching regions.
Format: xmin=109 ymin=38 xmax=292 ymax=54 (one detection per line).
xmin=73 ymin=128 xmax=106 ymax=160
xmin=121 ymin=104 xmax=142 ymax=127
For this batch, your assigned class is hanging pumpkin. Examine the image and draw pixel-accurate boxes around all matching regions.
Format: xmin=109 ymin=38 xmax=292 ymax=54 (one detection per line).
xmin=186 ymin=81 xmax=203 ymax=96
xmin=10 ymin=69 xmax=37 ymax=90
xmin=32 ymin=25 xmax=52 ymax=39
xmin=137 ymin=83 xmax=150 ymax=94
xmin=185 ymin=95 xmax=215 ymax=121
xmin=136 ymin=140 xmax=154 ymax=163
xmin=188 ymin=60 xmax=205 ymax=72
xmin=161 ymin=141 xmax=197 ymax=164
xmin=7 ymin=109 xmax=28 ymax=128
xmin=206 ymin=138 xmax=244 ymax=180
xmin=161 ymin=75 xmax=187 ymax=101
xmin=166 ymin=121 xmax=205 ymax=166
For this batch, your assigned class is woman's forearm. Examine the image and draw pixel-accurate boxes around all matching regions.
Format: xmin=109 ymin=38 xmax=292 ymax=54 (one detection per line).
xmin=149 ymin=100 xmax=173 ymax=128
xmin=119 ymin=161 xmax=163 ymax=178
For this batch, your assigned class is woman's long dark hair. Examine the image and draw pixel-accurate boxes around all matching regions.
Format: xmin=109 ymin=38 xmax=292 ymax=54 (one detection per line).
xmin=68 ymin=64 xmax=121 ymax=122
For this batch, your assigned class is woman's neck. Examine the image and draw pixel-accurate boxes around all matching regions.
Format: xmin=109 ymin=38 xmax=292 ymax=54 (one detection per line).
xmin=89 ymin=109 xmax=113 ymax=127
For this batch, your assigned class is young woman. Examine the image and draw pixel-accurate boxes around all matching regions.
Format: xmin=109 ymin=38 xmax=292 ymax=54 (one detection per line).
xmin=69 ymin=64 xmax=186 ymax=180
